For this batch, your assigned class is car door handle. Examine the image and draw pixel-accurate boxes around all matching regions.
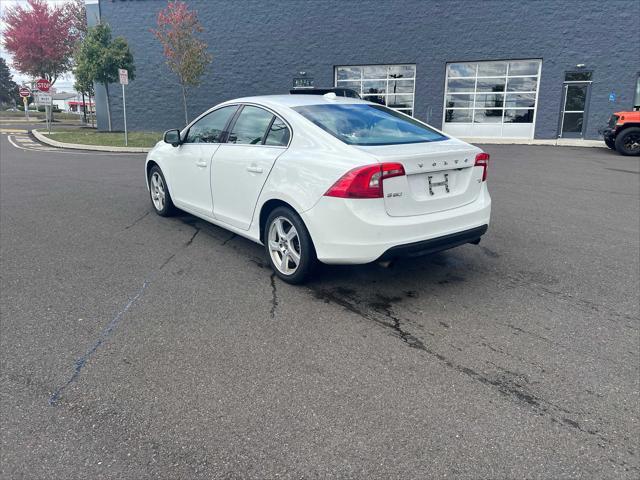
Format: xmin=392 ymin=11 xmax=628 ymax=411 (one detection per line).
xmin=246 ymin=165 xmax=263 ymax=173
xmin=196 ymin=161 xmax=207 ymax=168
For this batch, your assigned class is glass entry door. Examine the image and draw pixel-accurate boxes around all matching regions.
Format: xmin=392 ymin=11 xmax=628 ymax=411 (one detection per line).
xmin=560 ymin=83 xmax=589 ymax=138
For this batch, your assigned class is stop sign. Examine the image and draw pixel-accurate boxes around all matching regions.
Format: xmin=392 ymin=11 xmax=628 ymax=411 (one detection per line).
xmin=36 ymin=78 xmax=51 ymax=92
xmin=19 ymin=87 xmax=31 ymax=97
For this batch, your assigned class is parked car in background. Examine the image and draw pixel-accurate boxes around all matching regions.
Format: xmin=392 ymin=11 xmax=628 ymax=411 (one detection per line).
xmin=601 ymin=110 xmax=640 ymax=156
xmin=145 ymin=94 xmax=491 ymax=283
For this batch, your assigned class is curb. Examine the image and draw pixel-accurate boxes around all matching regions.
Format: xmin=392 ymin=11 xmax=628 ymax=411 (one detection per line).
xmin=461 ymin=137 xmax=606 ymax=148
xmin=32 ymin=129 xmax=151 ymax=153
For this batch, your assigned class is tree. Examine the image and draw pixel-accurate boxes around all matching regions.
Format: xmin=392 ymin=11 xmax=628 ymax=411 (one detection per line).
xmin=0 ymin=58 xmax=19 ymax=107
xmin=64 ymin=0 xmax=88 ymax=41
xmin=67 ymin=0 xmax=90 ymax=123
xmin=152 ymin=1 xmax=212 ymax=125
xmin=74 ymin=23 xmax=135 ymax=131
xmin=74 ymin=67 xmax=95 ymax=125
xmin=2 ymin=0 xmax=78 ymax=85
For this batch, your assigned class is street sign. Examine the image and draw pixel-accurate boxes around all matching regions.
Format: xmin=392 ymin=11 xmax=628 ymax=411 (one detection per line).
xmin=36 ymin=78 xmax=51 ymax=92
xmin=35 ymin=92 xmax=52 ymax=104
xmin=119 ymin=69 xmax=129 ymax=145
xmin=19 ymin=87 xmax=31 ymax=98
xmin=119 ymin=69 xmax=129 ymax=85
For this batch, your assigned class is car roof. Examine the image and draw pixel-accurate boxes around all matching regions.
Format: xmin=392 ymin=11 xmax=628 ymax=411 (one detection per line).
xmin=220 ymin=94 xmax=370 ymax=109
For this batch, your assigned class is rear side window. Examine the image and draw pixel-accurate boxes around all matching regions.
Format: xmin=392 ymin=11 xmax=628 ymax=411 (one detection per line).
xmin=293 ymin=104 xmax=446 ymax=146
xmin=264 ymin=117 xmax=290 ymax=146
xmin=228 ymin=106 xmax=274 ymax=145
xmin=185 ymin=106 xmax=237 ymax=143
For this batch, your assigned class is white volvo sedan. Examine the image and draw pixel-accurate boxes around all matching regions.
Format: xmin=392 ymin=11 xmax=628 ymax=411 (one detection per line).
xmin=145 ymin=94 xmax=491 ymax=283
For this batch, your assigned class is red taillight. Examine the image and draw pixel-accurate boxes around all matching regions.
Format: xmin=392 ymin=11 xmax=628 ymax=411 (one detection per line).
xmin=475 ymin=152 xmax=490 ymax=181
xmin=324 ymin=162 xmax=405 ymax=199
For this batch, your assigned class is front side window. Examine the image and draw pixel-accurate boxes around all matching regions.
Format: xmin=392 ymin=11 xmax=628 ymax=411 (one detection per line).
xmin=185 ymin=106 xmax=237 ymax=143
xmin=228 ymin=106 xmax=274 ymax=145
xmin=335 ymin=64 xmax=416 ymax=116
xmin=293 ymin=104 xmax=446 ymax=146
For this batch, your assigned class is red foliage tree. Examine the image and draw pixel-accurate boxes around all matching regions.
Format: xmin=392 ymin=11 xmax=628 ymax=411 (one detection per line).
xmin=2 ymin=0 xmax=79 ymax=85
xmin=152 ymin=1 xmax=212 ymax=124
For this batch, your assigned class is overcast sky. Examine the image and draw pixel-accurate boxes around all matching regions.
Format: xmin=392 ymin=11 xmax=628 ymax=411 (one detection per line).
xmin=0 ymin=0 xmax=76 ymax=92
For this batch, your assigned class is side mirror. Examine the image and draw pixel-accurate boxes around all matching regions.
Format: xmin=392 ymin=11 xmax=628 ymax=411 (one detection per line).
xmin=163 ymin=129 xmax=181 ymax=147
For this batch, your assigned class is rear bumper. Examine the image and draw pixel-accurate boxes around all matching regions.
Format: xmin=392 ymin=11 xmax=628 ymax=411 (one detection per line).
xmin=378 ymin=224 xmax=487 ymax=261
xmin=301 ymin=184 xmax=491 ymax=264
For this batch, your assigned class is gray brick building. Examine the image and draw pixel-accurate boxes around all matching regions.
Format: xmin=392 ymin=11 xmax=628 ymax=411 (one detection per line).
xmin=86 ymin=0 xmax=640 ymax=140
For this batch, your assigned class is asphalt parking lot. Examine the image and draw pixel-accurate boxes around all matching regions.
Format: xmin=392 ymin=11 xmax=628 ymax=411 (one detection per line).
xmin=1 ymin=129 xmax=639 ymax=479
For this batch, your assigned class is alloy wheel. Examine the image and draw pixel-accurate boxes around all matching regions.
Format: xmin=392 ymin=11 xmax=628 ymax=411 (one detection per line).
xmin=623 ymin=132 xmax=640 ymax=153
xmin=268 ymin=216 xmax=301 ymax=275
xmin=150 ymin=172 xmax=166 ymax=211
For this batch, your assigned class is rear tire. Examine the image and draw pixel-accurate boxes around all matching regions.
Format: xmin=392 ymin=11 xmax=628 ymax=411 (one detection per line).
xmin=604 ymin=137 xmax=616 ymax=150
xmin=264 ymin=206 xmax=316 ymax=284
xmin=148 ymin=166 xmax=176 ymax=216
xmin=614 ymin=127 xmax=640 ymax=156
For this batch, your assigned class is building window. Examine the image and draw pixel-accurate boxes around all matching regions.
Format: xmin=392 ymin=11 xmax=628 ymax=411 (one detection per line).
xmin=565 ymin=71 xmax=592 ymax=82
xmin=442 ymin=59 xmax=542 ymax=138
xmin=335 ymin=64 xmax=416 ymax=116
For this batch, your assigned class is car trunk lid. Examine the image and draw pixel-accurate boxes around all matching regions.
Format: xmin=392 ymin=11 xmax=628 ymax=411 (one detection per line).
xmin=355 ymin=139 xmax=483 ymax=217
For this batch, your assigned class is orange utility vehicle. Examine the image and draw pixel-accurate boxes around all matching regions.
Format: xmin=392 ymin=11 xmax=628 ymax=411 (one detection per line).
xmin=601 ymin=111 xmax=640 ymax=156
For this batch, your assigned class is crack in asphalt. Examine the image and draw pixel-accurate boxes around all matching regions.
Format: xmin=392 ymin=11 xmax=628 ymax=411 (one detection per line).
xmin=48 ymin=227 xmax=201 ymax=406
xmin=48 ymin=278 xmax=151 ymax=406
xmin=123 ymin=210 xmax=151 ymax=230
xmin=310 ymin=285 xmax=619 ymax=449
xmin=270 ymin=273 xmax=278 ymax=318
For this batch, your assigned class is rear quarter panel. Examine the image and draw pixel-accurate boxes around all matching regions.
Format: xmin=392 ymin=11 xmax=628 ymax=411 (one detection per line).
xmin=254 ymin=115 xmax=376 ymax=215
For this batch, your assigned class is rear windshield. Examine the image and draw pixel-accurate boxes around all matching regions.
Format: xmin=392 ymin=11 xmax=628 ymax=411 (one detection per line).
xmin=293 ymin=104 xmax=447 ymax=146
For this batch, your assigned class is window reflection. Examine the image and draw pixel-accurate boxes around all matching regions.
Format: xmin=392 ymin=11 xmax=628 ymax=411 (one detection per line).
xmin=476 ymin=78 xmax=505 ymax=92
xmin=336 ymin=64 xmax=416 ymax=116
xmin=445 ymin=109 xmax=472 ymax=122
xmin=228 ymin=106 xmax=274 ymax=145
xmin=447 ymin=78 xmax=475 ymax=92
xmin=264 ymin=118 xmax=290 ymax=146
xmin=475 ymin=94 xmax=504 ymax=108
xmin=185 ymin=106 xmax=237 ymax=143
xmin=446 ymin=94 xmax=473 ymax=108
xmin=506 ymin=77 xmax=537 ymax=92
xmin=508 ymin=61 xmax=539 ymax=76
xmin=473 ymin=109 xmax=503 ymax=123
xmin=504 ymin=109 xmax=534 ymax=123
xmin=477 ymin=62 xmax=507 ymax=76
xmin=447 ymin=63 xmax=476 ymax=78
xmin=444 ymin=60 xmax=541 ymax=133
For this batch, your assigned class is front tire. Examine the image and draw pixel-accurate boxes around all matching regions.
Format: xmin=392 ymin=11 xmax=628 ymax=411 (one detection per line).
xmin=148 ymin=166 xmax=176 ymax=216
xmin=264 ymin=206 xmax=316 ymax=284
xmin=614 ymin=127 xmax=640 ymax=156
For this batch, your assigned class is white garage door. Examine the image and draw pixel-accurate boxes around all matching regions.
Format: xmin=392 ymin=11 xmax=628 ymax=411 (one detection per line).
xmin=442 ymin=59 xmax=542 ymax=139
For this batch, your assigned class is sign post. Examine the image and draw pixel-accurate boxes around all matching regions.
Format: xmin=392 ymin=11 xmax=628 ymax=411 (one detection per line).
xmin=19 ymin=87 xmax=31 ymax=120
xmin=35 ymin=78 xmax=52 ymax=133
xmin=119 ymin=69 xmax=129 ymax=146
